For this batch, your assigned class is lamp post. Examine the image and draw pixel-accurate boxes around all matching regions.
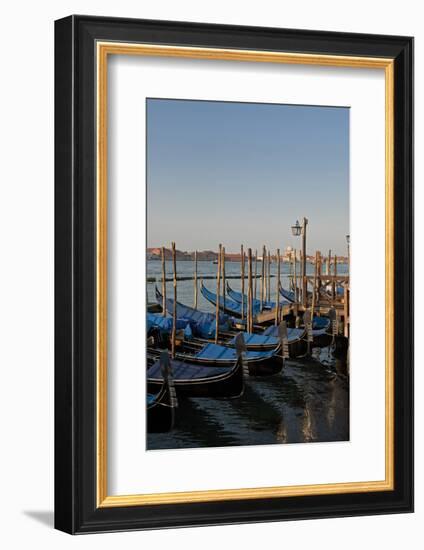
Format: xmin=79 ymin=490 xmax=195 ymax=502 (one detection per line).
xmin=346 ymin=234 xmax=350 ymax=274
xmin=292 ymin=218 xmax=308 ymax=307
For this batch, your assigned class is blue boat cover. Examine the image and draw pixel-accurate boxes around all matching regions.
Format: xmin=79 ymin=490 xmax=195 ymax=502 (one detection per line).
xmin=148 ymin=358 xmax=231 ymax=381
xmin=201 ymin=284 xmax=261 ymax=317
xmin=264 ymin=318 xmax=329 ymax=338
xmin=155 ymin=287 xmax=231 ymax=338
xmin=279 ymin=286 xmax=296 ymax=303
xmin=226 ymin=283 xmax=289 ymax=309
xmin=262 ymin=317 xmax=329 ymax=339
xmin=147 ymin=313 xmax=188 ymax=332
xmin=263 ymin=325 xmax=305 ymax=342
xmin=312 ymin=317 xmax=331 ymax=332
xmin=308 ymin=317 xmax=331 ymax=336
xmin=228 ymin=332 xmax=279 ymax=347
xmin=194 ymin=343 xmax=275 ymax=362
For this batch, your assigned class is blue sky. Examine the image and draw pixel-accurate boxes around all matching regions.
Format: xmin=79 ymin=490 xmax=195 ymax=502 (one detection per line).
xmin=147 ymin=98 xmax=349 ymax=255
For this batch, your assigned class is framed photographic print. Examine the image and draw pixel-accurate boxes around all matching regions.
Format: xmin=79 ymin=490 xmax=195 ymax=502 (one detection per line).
xmin=54 ymin=15 xmax=413 ymax=533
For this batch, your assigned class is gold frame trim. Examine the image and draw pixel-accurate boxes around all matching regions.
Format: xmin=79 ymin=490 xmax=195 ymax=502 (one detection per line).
xmin=96 ymin=42 xmax=395 ymax=508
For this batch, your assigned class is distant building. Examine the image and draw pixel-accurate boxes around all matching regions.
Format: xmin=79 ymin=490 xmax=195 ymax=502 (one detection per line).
xmin=147 ymin=247 xmax=218 ymax=261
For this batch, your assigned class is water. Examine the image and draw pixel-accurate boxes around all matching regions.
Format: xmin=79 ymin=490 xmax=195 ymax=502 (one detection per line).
xmin=147 ymin=356 xmax=349 ymax=450
xmin=147 ymin=259 xmax=349 ymax=450
xmin=147 ymin=259 xmax=348 ymax=313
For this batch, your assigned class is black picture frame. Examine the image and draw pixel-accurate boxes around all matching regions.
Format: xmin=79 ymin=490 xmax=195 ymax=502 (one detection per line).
xmin=55 ymin=15 xmax=414 ymax=534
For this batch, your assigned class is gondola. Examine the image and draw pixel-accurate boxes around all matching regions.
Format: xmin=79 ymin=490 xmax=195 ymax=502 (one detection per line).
xmin=155 ymin=286 xmax=232 ymax=338
xmin=148 ymin=338 xmax=283 ymax=376
xmin=147 ymin=351 xmax=177 ymax=433
xmin=278 ymin=282 xmax=297 ymax=303
xmin=263 ymin=314 xmax=331 ymax=355
xmin=147 ymin=354 xmax=244 ymax=398
xmin=264 ymin=317 xmax=331 ymax=342
xmin=148 ymin=310 xmax=281 ymax=351
xmin=202 ymin=282 xmax=293 ymax=326
xmin=307 ymin=316 xmax=332 ymax=348
xmin=147 ymin=312 xmax=192 ymax=335
xmin=200 ymin=282 xmax=260 ymax=318
xmin=225 ymin=282 xmax=286 ymax=310
xmin=189 ymin=328 xmax=281 ymax=351
xmin=278 ymin=281 xmax=314 ymax=303
xmin=262 ymin=324 xmax=306 ymax=358
xmin=300 ymin=314 xmax=332 ymax=354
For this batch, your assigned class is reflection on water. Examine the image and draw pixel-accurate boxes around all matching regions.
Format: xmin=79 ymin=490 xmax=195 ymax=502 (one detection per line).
xmin=147 ymin=260 xmax=348 ymax=314
xmin=147 ymin=354 xmax=349 ymax=450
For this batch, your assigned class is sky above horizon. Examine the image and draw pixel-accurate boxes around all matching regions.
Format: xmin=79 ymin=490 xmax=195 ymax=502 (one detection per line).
xmin=147 ymin=98 xmax=349 ymax=256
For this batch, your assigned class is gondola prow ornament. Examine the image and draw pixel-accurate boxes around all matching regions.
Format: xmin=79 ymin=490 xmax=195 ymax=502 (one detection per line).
xmin=328 ymin=307 xmax=338 ymax=338
xmin=160 ymin=350 xmax=178 ymax=409
xmin=303 ymin=309 xmax=313 ymax=356
xmin=234 ymin=332 xmax=249 ymax=377
xmin=278 ymin=321 xmax=290 ymax=360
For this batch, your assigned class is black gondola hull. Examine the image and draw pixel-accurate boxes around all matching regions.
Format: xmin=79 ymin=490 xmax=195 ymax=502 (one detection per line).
xmin=172 ymin=350 xmax=283 ymax=377
xmin=147 ymin=381 xmax=176 ymax=433
xmin=147 ymin=401 xmax=175 ymax=433
xmin=148 ymin=358 xmax=244 ymax=399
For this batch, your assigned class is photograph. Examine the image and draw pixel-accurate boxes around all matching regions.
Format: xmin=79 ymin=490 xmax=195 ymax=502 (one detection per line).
xmin=146 ymin=98 xmax=350 ymax=449
xmin=51 ymin=12 xmax=413 ymax=535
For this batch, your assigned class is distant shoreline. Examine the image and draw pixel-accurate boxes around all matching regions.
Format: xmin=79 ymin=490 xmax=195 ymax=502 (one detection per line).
xmin=147 ymin=256 xmax=349 ymax=264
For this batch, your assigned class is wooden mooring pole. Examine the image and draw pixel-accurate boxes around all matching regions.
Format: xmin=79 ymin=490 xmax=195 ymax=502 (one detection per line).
xmin=260 ymin=245 xmax=265 ymax=311
xmin=332 ymin=255 xmax=338 ymax=301
xmin=254 ymin=249 xmax=258 ymax=300
xmin=300 ymin=250 xmax=305 ymax=306
xmin=267 ymin=250 xmax=271 ymax=302
xmin=293 ymin=249 xmax=298 ymax=303
xmin=301 ymin=217 xmax=308 ymax=308
xmin=275 ymin=248 xmax=280 ymax=326
xmin=171 ymin=242 xmax=177 ymax=358
xmin=161 ymin=246 xmax=167 ymax=317
xmin=344 ymin=285 xmax=350 ymax=337
xmin=241 ymin=244 xmax=245 ymax=321
xmin=193 ymin=250 xmax=198 ymax=309
xmin=264 ymin=251 xmax=267 ymax=301
xmin=311 ymin=250 xmax=318 ymax=322
xmin=290 ymin=249 xmax=294 ymax=291
xmin=215 ymin=244 xmax=222 ymax=344
xmin=317 ymin=251 xmax=322 ymax=301
xmin=222 ymin=246 xmax=226 ymax=313
xmin=248 ymin=248 xmax=253 ymax=333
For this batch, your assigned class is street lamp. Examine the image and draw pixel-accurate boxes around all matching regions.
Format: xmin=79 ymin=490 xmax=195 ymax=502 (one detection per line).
xmin=292 ymin=217 xmax=308 ymax=306
xmin=346 ymin=234 xmax=350 ymax=274
xmin=291 ymin=220 xmax=302 ymax=237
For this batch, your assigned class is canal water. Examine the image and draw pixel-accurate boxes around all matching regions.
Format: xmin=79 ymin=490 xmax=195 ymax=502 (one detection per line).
xmin=147 ymin=259 xmax=348 ymax=312
xmin=147 ymin=259 xmax=349 ymax=450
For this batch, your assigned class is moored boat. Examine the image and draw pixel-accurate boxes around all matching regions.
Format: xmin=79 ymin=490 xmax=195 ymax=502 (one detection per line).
xmin=262 ymin=324 xmax=306 ymax=358
xmin=147 ymin=354 xmax=244 ymax=398
xmin=147 ymin=351 xmax=177 ymax=433
xmin=155 ymin=286 xmax=232 ymax=338
xmin=153 ymin=291 xmax=281 ymax=350
xmin=200 ymin=282 xmax=257 ymax=318
xmin=225 ymin=282 xmax=285 ymax=310
xmin=148 ymin=338 xmax=283 ymax=376
xmin=278 ymin=282 xmax=296 ymax=303
xmin=263 ymin=313 xmax=331 ymax=356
